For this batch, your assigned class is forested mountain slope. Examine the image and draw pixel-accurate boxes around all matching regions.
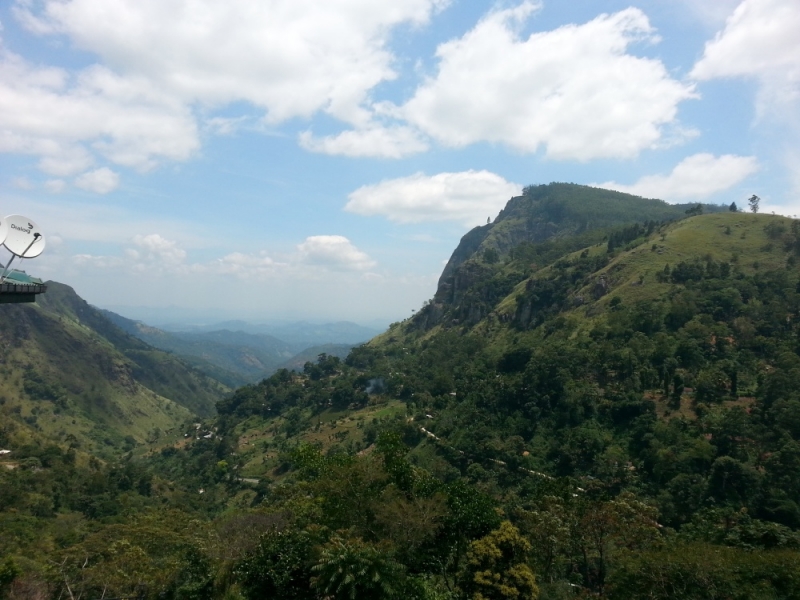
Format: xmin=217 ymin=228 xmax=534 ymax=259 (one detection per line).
xmin=101 ymin=309 xmax=290 ymax=387
xmin=187 ymin=208 xmax=800 ymax=598
xmin=101 ymin=311 xmax=371 ymax=386
xmin=435 ymin=184 xmax=725 ymax=314
xmin=188 ymin=319 xmax=381 ymax=350
xmin=0 ymin=282 xmax=227 ymax=458
xmin=5 ymin=200 xmax=800 ymax=600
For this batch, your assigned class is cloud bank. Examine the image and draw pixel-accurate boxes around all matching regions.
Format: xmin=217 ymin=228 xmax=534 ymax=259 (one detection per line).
xmin=3 ymin=0 xmax=448 ymax=182
xmin=392 ymin=4 xmax=696 ymax=160
xmin=3 ymin=0 xmax=703 ymax=174
xmin=346 ymin=170 xmax=521 ymax=226
xmin=691 ymin=0 xmax=800 ymax=106
xmin=595 ymin=153 xmax=759 ymax=201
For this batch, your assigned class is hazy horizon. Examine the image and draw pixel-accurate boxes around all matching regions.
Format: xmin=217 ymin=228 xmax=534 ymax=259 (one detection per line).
xmin=99 ymin=302 xmax=392 ymax=332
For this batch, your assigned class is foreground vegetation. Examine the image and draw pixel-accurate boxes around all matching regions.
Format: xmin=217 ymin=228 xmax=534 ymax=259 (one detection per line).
xmin=3 ymin=186 xmax=800 ymax=599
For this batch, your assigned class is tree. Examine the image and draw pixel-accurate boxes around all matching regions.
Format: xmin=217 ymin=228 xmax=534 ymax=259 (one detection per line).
xmin=748 ymin=195 xmax=760 ymax=213
xmin=459 ymin=521 xmax=538 ymax=600
xmin=609 ymin=544 xmax=800 ymax=600
xmin=729 ymin=202 xmax=738 ymax=212
xmin=237 ymin=527 xmax=318 ymax=600
xmin=426 ymin=480 xmax=501 ymax=591
xmin=0 ymin=557 xmax=19 ymax=599
xmin=575 ymin=492 xmax=662 ymax=594
xmin=311 ymin=535 xmax=406 ymax=600
xmin=685 ymin=204 xmax=703 ymax=216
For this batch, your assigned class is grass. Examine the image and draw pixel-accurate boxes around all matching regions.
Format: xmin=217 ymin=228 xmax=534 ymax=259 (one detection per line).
xmin=404 ymin=212 xmax=800 ymax=372
xmin=486 ymin=212 xmax=797 ymax=332
xmin=0 ymin=300 xmax=197 ymax=461
xmin=230 ymin=399 xmax=407 ymax=479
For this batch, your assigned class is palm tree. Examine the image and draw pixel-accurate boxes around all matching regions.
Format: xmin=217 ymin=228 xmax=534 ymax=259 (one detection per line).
xmin=311 ymin=535 xmax=405 ymax=600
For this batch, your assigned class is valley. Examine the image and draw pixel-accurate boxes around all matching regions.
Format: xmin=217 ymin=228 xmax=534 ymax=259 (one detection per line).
xmin=3 ymin=185 xmax=800 ymax=599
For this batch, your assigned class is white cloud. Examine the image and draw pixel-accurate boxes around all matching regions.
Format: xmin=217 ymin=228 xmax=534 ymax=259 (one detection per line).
xmin=595 ymin=153 xmax=760 ymax=201
xmin=13 ymin=0 xmax=447 ymax=125
xmin=213 ymin=252 xmax=281 ymax=278
xmin=26 ymin=221 xmax=412 ymax=320
xmin=72 ymin=233 xmax=190 ymax=275
xmin=131 ymin=233 xmax=187 ymax=265
xmin=692 ymin=0 xmax=800 ymax=117
xmin=298 ymin=126 xmax=428 ymax=158
xmin=297 ymin=235 xmax=376 ymax=271
xmin=396 ymin=4 xmax=696 ymax=160
xmin=346 ymin=170 xmax=521 ymax=226
xmin=0 ymin=48 xmax=200 ymax=174
xmin=4 ymin=0 xmax=451 ymax=171
xmin=691 ymin=0 xmax=800 ymax=201
xmin=74 ymin=167 xmax=120 ymax=194
xmin=44 ymin=179 xmax=66 ymax=193
xmin=0 ymin=198 xmax=380 ymax=279
xmin=69 ymin=234 xmax=376 ymax=278
xmin=38 ymin=146 xmax=94 ymax=177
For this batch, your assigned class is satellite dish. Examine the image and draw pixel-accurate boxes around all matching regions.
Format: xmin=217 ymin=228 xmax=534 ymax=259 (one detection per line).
xmin=3 ymin=215 xmax=45 ymax=258
xmin=0 ymin=218 xmax=8 ymax=248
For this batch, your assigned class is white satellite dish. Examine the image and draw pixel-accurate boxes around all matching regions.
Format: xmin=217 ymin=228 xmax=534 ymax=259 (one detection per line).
xmin=0 ymin=218 xmax=9 ymax=248
xmin=3 ymin=215 xmax=45 ymax=258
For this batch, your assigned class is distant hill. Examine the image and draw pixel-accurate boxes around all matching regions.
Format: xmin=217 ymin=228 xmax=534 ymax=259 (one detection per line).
xmin=165 ymin=319 xmax=381 ymax=352
xmin=276 ymin=343 xmax=356 ymax=372
xmin=100 ymin=310 xmax=294 ymax=386
xmin=0 ymin=282 xmax=228 ymax=458
xmin=101 ymin=311 xmax=381 ymax=383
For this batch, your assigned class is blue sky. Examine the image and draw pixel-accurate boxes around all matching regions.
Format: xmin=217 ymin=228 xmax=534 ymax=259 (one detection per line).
xmin=0 ymin=0 xmax=798 ymax=325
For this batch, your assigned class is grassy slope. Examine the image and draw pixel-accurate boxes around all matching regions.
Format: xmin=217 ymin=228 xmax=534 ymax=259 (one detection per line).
xmin=470 ymin=212 xmax=791 ymax=337
xmin=0 ymin=303 xmax=191 ymax=458
xmin=0 ymin=282 xmax=234 ymax=458
xmin=38 ymin=283 xmax=228 ymax=417
xmin=101 ymin=309 xmax=287 ymax=386
xmin=231 ymin=399 xmax=407 ymax=480
xmin=440 ymin=183 xmax=725 ymax=282
xmin=585 ymin=212 xmax=786 ymax=304
xmin=154 ymin=213 xmax=797 ymax=485
xmin=367 ymin=212 xmax=798 ymax=408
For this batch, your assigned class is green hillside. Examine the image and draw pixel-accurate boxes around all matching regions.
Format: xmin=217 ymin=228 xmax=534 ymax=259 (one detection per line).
xmin=0 ymin=283 xmax=228 ymax=460
xmin=5 ymin=202 xmax=800 ymax=600
xmin=438 ymin=183 xmax=725 ymax=292
xmin=429 ymin=184 xmax=726 ymax=331
xmin=102 ymin=309 xmax=295 ymax=385
xmin=156 ymin=207 xmax=800 ymax=598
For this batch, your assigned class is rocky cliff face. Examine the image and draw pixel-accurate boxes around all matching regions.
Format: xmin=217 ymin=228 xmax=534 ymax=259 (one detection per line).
xmin=420 ymin=183 xmax=720 ymax=331
xmin=437 ymin=222 xmax=494 ymax=289
xmin=436 ymin=194 xmax=559 ymax=290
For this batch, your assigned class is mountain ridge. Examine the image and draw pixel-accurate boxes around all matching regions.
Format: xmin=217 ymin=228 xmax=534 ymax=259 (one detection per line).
xmin=0 ymin=281 xmax=228 ymax=458
xmin=5 ymin=193 xmax=800 ymax=599
xmin=100 ymin=310 xmax=381 ymax=384
xmin=424 ymin=184 xmax=728 ymax=330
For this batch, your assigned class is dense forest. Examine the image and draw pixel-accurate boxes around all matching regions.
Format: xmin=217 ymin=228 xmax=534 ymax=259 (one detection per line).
xmin=3 ymin=185 xmax=800 ymax=599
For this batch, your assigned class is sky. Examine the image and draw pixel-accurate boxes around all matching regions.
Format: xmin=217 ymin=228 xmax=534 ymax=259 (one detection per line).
xmin=0 ymin=0 xmax=798 ymax=326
